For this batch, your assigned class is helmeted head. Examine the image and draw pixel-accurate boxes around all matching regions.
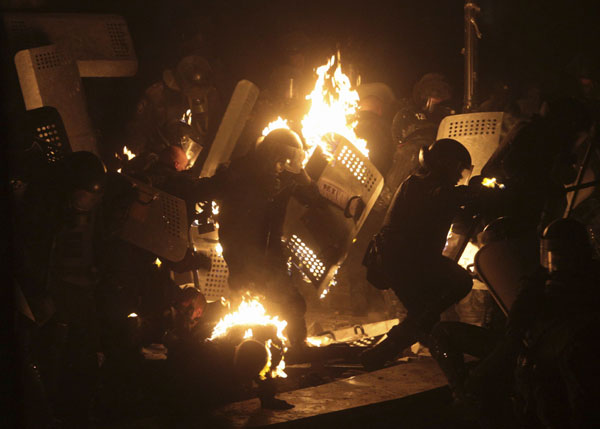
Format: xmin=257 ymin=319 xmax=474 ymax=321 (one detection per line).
xmin=391 ymin=106 xmax=437 ymax=144
xmin=60 ymin=151 xmax=106 ymax=212
xmin=412 ymin=73 xmax=452 ymax=112
xmin=419 ymin=138 xmax=472 ymax=185
xmin=257 ymin=128 xmax=305 ymax=174
xmin=357 ymin=82 xmax=396 ymax=117
xmin=233 ymin=339 xmax=269 ymax=381
xmin=163 ymin=55 xmax=218 ymax=137
xmin=540 ymin=218 xmax=593 ymax=274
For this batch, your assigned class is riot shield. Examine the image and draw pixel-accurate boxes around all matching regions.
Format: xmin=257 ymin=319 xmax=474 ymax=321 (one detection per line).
xmin=15 ymin=44 xmax=98 ymax=155
xmin=282 ymin=134 xmax=384 ymax=296
xmin=116 ymin=176 xmax=189 ymax=262
xmin=437 ymin=111 xmax=503 ymax=176
xmin=474 ymin=235 xmax=539 ymax=314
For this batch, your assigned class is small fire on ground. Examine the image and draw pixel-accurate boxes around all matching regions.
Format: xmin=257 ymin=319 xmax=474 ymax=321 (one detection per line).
xmin=209 ymin=294 xmax=288 ymax=379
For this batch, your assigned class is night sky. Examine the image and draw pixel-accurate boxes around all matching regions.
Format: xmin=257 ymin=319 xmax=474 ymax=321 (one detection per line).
xmin=2 ymin=0 xmax=600 ymax=145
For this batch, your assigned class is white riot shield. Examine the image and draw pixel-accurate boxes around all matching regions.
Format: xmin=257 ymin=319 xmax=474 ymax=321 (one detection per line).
xmin=199 ymin=80 xmax=259 ymax=178
xmin=4 ymin=13 xmax=137 ymax=77
xmin=437 ymin=112 xmax=504 ymax=176
xmin=15 ymin=44 xmax=98 ymax=155
xmin=116 ymin=176 xmax=189 ymax=262
xmin=172 ymin=228 xmax=230 ymax=302
xmin=282 ymin=134 xmax=384 ymax=295
xmin=193 ymin=229 xmax=230 ymax=302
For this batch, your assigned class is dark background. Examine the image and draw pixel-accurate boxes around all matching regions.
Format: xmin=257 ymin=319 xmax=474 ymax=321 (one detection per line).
xmin=2 ymin=1 xmax=599 ymax=424
xmin=3 ymin=0 xmax=600 ymax=124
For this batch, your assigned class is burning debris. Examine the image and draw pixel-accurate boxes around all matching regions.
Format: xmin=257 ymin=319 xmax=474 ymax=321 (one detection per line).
xmin=209 ymin=294 xmax=289 ymax=379
xmin=481 ymin=177 xmax=505 ymax=189
xmin=123 ymin=145 xmax=136 ymax=161
xmin=181 ymin=108 xmax=193 ymax=126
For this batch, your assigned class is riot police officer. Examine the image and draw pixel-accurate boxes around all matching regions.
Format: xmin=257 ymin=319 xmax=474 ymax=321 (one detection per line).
xmin=431 ymin=218 xmax=600 ymax=426
xmin=361 ymin=138 xmax=474 ymax=370
xmin=194 ymin=128 xmax=314 ymax=346
xmin=15 ymin=151 xmax=107 ymax=426
xmin=123 ymin=55 xmax=221 ymax=162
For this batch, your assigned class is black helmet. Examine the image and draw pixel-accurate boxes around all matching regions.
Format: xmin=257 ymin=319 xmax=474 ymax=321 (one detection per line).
xmin=58 ymin=151 xmax=106 ymax=212
xmin=412 ymin=73 xmax=452 ymax=108
xmin=257 ymin=128 xmax=305 ymax=174
xmin=174 ymin=55 xmax=213 ymax=90
xmin=233 ymin=339 xmax=269 ymax=380
xmin=419 ymin=138 xmax=472 ymax=183
xmin=540 ymin=218 xmax=592 ymax=273
xmin=391 ymin=107 xmax=437 ymax=144
xmin=61 ymin=151 xmax=106 ymax=194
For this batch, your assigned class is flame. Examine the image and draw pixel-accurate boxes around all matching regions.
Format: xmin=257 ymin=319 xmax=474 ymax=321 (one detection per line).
xmin=209 ymin=294 xmax=289 ymax=379
xmin=181 ymin=109 xmax=193 ymax=126
xmin=301 ymin=54 xmax=368 ymax=164
xmin=211 ymin=201 xmax=220 ymax=215
xmin=215 ymin=243 xmax=223 ymax=257
xmin=262 ymin=116 xmax=290 ymax=136
xmin=127 ymin=312 xmax=138 ymax=318
xmin=123 ymin=146 xmax=136 ymax=161
xmin=305 ymin=336 xmax=334 ymax=347
xmin=482 ymin=177 xmax=505 ymax=189
xmin=154 ymin=258 xmax=162 ymax=268
xmin=319 ymin=267 xmax=339 ymax=299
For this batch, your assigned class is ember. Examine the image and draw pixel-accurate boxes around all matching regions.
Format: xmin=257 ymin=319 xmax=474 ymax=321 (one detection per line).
xmin=123 ymin=145 xmax=136 ymax=161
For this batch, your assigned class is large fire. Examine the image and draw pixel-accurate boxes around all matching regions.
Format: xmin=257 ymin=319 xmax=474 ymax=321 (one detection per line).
xmin=301 ymin=54 xmax=368 ymax=163
xmin=262 ymin=54 xmax=368 ymax=167
xmin=209 ymin=294 xmax=289 ymax=379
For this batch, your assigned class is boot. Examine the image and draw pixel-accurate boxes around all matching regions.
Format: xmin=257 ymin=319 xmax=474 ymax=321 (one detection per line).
xmin=360 ymin=321 xmax=420 ymax=370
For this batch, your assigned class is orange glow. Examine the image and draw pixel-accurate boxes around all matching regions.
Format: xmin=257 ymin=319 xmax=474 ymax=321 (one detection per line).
xmin=301 ymin=54 xmax=368 ymax=164
xmin=209 ymin=294 xmax=289 ymax=379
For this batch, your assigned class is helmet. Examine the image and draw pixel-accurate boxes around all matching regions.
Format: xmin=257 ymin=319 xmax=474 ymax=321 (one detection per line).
xmin=391 ymin=107 xmax=437 ymax=144
xmin=233 ymin=339 xmax=269 ymax=380
xmin=480 ymin=217 xmax=521 ymax=246
xmin=419 ymin=138 xmax=472 ymax=184
xmin=541 ymin=218 xmax=592 ymax=273
xmin=163 ymin=55 xmax=217 ymax=137
xmin=60 ymin=151 xmax=106 ymax=212
xmin=257 ymin=128 xmax=305 ymax=174
xmin=173 ymin=55 xmax=214 ymax=90
xmin=61 ymin=151 xmax=106 ymax=194
xmin=412 ymin=73 xmax=452 ymax=109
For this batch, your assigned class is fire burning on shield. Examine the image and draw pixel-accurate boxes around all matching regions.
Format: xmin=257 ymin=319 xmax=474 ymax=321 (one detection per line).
xmin=263 ymin=53 xmax=369 ymax=167
xmin=301 ymin=54 xmax=368 ymax=162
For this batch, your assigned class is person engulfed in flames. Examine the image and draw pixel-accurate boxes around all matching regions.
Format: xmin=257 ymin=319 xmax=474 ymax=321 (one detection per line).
xmin=191 ymin=127 xmax=324 ymax=347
